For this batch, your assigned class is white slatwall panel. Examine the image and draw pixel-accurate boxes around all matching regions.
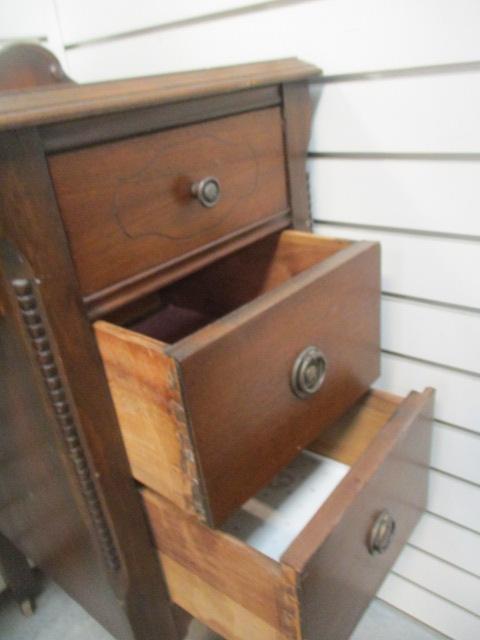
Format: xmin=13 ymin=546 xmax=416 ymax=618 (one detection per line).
xmin=56 ymin=0 xmax=276 ymax=45
xmin=410 ymin=514 xmax=480 ymax=577
xmin=378 ymin=574 xmax=480 ymax=640
xmin=378 ymin=353 xmax=479 ymax=433
xmin=315 ymin=223 xmax=480 ymax=310
xmin=309 ymin=159 xmax=480 ymax=237
xmin=431 ymin=422 xmax=480 ymax=485
xmin=3 ymin=1 xmax=480 ymax=637
xmin=427 ymin=470 xmax=480 ymax=533
xmin=0 ymin=0 xmax=66 ymax=64
xmin=311 ymin=73 xmax=480 ymax=152
xmin=0 ymin=0 xmax=47 ymax=41
xmin=393 ymin=546 xmax=480 ymax=617
xmin=300 ymin=0 xmax=480 ymax=622
xmin=381 ymin=297 xmax=480 ymax=374
xmin=63 ymin=0 xmax=480 ymax=82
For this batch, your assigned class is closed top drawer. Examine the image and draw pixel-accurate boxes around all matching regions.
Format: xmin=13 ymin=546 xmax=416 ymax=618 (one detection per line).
xmin=49 ymin=107 xmax=289 ymax=301
xmin=95 ymin=230 xmax=380 ymax=526
xmin=143 ymin=388 xmax=434 ymax=640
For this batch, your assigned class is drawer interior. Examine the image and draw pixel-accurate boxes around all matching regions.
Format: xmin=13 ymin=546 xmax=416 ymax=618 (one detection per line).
xmin=143 ymin=388 xmax=433 ymax=640
xmin=106 ymin=230 xmax=351 ymax=344
xmin=221 ymin=391 xmax=401 ymax=562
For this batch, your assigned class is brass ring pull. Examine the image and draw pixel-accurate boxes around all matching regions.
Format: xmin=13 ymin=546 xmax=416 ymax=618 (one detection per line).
xmin=191 ymin=176 xmax=221 ymax=208
xmin=291 ymin=346 xmax=327 ymax=399
xmin=368 ymin=510 xmax=396 ymax=555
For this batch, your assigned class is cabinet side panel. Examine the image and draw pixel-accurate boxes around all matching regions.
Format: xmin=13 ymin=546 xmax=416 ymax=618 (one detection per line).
xmin=0 ymin=128 xmax=177 ymax=640
xmin=0 ymin=243 xmax=133 ymax=639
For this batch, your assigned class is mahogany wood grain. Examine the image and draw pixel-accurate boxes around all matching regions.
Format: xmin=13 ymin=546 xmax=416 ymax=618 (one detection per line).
xmin=143 ymin=388 xmax=434 ymax=640
xmin=0 ymin=58 xmax=320 ymax=131
xmin=171 ymin=234 xmax=380 ymax=525
xmin=49 ymin=107 xmax=288 ymax=297
xmin=285 ymin=389 xmax=434 ymax=640
xmin=86 ymin=211 xmax=290 ymax=320
xmin=40 ymin=85 xmax=281 ymax=153
xmin=0 ymin=44 xmax=324 ymax=640
xmin=283 ymin=388 xmax=434 ymax=570
xmin=0 ymin=128 xmax=178 ymax=640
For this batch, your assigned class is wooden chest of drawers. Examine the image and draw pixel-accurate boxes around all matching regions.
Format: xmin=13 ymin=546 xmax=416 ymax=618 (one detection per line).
xmin=0 ymin=44 xmax=433 ymax=640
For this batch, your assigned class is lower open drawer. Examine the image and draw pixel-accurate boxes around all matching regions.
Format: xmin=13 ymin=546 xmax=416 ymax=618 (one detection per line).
xmin=143 ymin=388 xmax=434 ymax=640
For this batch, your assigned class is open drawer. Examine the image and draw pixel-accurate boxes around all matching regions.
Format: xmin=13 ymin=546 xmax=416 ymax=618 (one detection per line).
xmin=95 ymin=230 xmax=380 ymax=526
xmin=144 ymin=388 xmax=434 ymax=640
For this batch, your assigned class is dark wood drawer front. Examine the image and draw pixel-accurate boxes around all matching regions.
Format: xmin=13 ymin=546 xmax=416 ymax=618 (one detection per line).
xmin=291 ymin=390 xmax=434 ymax=640
xmin=173 ymin=238 xmax=380 ymax=525
xmin=96 ymin=231 xmax=380 ymax=527
xmin=49 ymin=107 xmax=288 ymax=298
xmin=143 ymin=389 xmax=434 ymax=640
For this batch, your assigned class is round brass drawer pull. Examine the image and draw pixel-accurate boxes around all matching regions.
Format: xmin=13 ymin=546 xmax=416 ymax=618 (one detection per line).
xmin=368 ymin=510 xmax=396 ymax=555
xmin=191 ymin=176 xmax=221 ymax=208
xmin=291 ymin=346 xmax=327 ymax=399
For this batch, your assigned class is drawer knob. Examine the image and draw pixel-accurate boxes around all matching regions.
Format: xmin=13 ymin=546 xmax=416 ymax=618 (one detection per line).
xmin=291 ymin=346 xmax=327 ymax=399
xmin=191 ymin=176 xmax=221 ymax=208
xmin=368 ymin=510 xmax=396 ymax=555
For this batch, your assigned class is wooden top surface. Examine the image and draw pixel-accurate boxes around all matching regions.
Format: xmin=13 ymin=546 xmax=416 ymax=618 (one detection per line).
xmin=0 ymin=57 xmax=320 ymax=131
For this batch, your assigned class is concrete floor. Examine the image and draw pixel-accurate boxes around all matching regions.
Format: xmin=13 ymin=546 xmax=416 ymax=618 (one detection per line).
xmin=0 ymin=578 xmax=447 ymax=640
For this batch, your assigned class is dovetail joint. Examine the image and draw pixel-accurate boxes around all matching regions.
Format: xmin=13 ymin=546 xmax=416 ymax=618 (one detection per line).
xmin=173 ymin=401 xmax=207 ymax=522
xmin=306 ymin=170 xmax=314 ymax=231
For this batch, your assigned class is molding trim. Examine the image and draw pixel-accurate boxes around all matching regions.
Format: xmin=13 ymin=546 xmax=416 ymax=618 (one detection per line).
xmin=11 ymin=277 xmax=121 ymax=573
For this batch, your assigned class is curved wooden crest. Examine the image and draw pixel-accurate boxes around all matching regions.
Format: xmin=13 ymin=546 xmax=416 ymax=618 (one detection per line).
xmin=0 ymin=43 xmax=72 ymax=91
